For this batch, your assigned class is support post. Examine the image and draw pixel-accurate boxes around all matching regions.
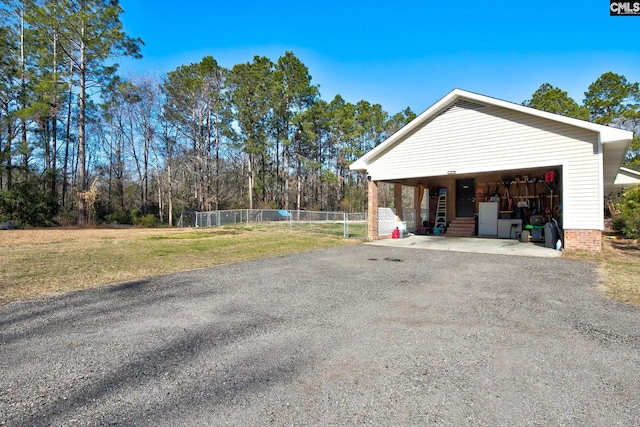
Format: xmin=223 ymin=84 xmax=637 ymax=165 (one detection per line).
xmin=414 ymin=185 xmax=422 ymax=229
xmin=394 ymin=184 xmax=403 ymax=220
xmin=367 ymin=180 xmax=379 ymax=240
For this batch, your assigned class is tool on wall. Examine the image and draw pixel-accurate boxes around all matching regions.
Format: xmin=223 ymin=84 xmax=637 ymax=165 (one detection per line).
xmin=530 ymin=177 xmax=538 ymax=213
xmin=525 ymin=177 xmax=530 ymax=208
xmin=517 ymin=176 xmax=529 ymax=208
xmin=502 ymin=177 xmax=513 ymax=211
xmin=537 ymin=176 xmax=546 ymax=214
xmin=543 ymin=169 xmax=559 ymax=217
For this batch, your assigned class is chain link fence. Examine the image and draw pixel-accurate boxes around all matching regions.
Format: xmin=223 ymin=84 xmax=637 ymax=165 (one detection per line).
xmin=177 ymin=209 xmax=368 ymax=239
xmin=377 ymin=207 xmax=418 ymax=237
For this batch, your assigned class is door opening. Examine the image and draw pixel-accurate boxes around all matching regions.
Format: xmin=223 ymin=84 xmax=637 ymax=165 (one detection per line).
xmin=456 ymin=178 xmax=475 ymax=218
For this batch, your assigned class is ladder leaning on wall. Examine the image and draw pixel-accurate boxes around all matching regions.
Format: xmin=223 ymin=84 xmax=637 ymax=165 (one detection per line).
xmin=435 ymin=188 xmax=446 ymax=229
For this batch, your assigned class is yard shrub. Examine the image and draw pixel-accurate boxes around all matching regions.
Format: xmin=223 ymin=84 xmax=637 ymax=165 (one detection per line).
xmin=615 ymin=184 xmax=640 ymax=239
xmin=0 ymin=175 xmax=58 ymax=227
xmin=131 ymin=209 xmax=159 ymax=228
xmin=105 ymin=210 xmax=133 ymax=225
xmin=612 ymin=214 xmax=626 ymax=233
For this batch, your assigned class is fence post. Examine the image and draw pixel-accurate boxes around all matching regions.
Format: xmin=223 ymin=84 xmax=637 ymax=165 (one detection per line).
xmin=343 ymin=212 xmax=348 ymax=238
xmin=365 ymin=211 xmax=369 ymax=240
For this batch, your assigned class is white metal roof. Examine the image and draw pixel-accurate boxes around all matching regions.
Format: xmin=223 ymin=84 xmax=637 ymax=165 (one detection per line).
xmin=610 ymin=167 xmax=640 ymax=193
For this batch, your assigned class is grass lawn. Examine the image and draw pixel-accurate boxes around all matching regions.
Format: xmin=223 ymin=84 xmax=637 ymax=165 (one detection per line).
xmin=0 ymin=223 xmax=364 ymax=306
xmin=564 ymin=235 xmax=640 ymax=306
xmin=1 ymin=223 xmax=638 ymax=307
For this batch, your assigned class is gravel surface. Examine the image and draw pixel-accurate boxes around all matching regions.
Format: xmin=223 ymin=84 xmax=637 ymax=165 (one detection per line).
xmin=1 ymin=244 xmax=639 ymax=426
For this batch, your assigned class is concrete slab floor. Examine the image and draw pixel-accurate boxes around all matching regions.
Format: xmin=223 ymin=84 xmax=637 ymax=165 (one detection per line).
xmin=366 ymin=234 xmax=562 ymax=258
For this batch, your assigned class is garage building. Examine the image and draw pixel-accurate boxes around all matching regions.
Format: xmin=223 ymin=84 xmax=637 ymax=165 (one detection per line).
xmin=349 ymin=89 xmax=637 ymax=251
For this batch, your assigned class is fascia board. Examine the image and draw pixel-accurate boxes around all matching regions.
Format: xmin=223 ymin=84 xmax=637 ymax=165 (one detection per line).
xmin=620 ymin=166 xmax=640 ymax=177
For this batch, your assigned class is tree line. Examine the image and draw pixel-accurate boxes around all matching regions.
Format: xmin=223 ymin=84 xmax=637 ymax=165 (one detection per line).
xmin=523 ymin=74 xmax=640 ymax=166
xmin=1 ymin=0 xmax=638 ymax=227
xmin=0 ymin=0 xmax=417 ymax=226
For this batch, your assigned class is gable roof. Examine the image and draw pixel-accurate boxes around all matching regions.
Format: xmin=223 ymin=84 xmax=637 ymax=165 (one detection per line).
xmin=611 ymin=167 xmax=640 ymax=193
xmin=350 ymin=89 xmax=633 ymax=181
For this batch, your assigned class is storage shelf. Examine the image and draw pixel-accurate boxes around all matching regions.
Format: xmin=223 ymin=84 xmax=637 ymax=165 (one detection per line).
xmin=489 ymin=195 xmax=559 ymax=200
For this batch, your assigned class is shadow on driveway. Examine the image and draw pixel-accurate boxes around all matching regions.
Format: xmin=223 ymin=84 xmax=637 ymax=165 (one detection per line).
xmin=1 ymin=244 xmax=637 ymax=425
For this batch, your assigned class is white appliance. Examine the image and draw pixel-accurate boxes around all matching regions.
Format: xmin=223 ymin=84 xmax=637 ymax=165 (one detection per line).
xmin=478 ymin=202 xmax=498 ymax=236
xmin=498 ymin=219 xmax=523 ymax=238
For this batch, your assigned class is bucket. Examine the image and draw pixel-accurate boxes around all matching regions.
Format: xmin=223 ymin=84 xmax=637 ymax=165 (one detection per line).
xmin=433 ymin=225 xmax=445 ymax=235
xmin=532 ymin=227 xmax=543 ymax=239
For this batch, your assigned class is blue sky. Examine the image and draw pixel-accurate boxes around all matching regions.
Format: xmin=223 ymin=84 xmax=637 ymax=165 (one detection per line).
xmin=118 ymin=0 xmax=640 ymax=115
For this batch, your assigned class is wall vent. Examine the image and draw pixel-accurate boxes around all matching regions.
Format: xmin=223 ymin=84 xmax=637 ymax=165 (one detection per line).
xmin=438 ymin=100 xmax=486 ymax=116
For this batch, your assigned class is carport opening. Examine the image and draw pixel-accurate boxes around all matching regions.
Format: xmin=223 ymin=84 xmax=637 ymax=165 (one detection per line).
xmin=375 ymin=167 xmax=563 ymax=249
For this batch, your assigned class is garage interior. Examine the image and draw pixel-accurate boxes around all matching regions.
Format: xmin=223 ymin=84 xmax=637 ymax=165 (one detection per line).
xmin=377 ymin=165 xmax=563 ymax=247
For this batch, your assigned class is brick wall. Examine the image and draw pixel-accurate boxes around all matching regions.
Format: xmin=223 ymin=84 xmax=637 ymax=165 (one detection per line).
xmin=367 ymin=180 xmax=379 ymax=240
xmin=564 ymin=229 xmax=602 ymax=252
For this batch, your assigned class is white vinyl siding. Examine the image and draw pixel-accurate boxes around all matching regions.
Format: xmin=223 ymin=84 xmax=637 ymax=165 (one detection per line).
xmin=366 ymin=103 xmax=601 ymax=230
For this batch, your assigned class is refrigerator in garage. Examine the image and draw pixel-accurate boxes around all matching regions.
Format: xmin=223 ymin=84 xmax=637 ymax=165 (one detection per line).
xmin=478 ymin=202 xmax=499 ymax=236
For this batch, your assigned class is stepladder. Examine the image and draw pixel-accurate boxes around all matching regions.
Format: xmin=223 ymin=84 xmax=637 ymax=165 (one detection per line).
xmin=435 ymin=188 xmax=446 ymax=229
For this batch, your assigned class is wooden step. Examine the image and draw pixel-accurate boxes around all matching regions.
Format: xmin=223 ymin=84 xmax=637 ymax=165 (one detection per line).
xmin=444 ymin=218 xmax=476 ymax=237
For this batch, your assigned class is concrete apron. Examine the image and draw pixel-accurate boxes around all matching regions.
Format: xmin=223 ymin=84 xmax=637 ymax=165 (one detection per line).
xmin=367 ymin=234 xmax=562 ymax=258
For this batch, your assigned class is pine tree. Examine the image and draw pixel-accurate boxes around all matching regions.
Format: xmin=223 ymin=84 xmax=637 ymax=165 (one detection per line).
xmin=37 ymin=0 xmax=142 ymax=224
xmin=229 ymin=56 xmax=275 ymax=209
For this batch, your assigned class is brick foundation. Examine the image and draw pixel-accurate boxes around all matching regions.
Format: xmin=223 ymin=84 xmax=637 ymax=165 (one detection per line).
xmin=563 ymin=229 xmax=602 ymax=252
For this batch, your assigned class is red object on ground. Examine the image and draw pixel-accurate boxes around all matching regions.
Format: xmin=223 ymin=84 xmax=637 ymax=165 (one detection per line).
xmin=392 ymin=227 xmax=400 ymax=239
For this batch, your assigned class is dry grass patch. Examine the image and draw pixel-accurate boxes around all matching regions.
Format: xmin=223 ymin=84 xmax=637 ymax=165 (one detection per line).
xmin=564 ymin=235 xmax=640 ymax=306
xmin=600 ymin=236 xmax=640 ymax=305
xmin=0 ymin=224 xmax=360 ymax=306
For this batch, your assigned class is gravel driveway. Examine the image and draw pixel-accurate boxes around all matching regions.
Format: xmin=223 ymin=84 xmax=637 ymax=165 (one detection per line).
xmin=1 ymin=244 xmax=639 ymax=426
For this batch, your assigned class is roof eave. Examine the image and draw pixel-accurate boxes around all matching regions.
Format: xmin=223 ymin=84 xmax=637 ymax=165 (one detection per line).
xmin=349 ymin=159 xmax=367 ymax=172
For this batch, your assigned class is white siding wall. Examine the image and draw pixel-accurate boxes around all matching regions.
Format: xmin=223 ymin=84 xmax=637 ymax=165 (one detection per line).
xmin=367 ymin=104 xmax=602 ymax=230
